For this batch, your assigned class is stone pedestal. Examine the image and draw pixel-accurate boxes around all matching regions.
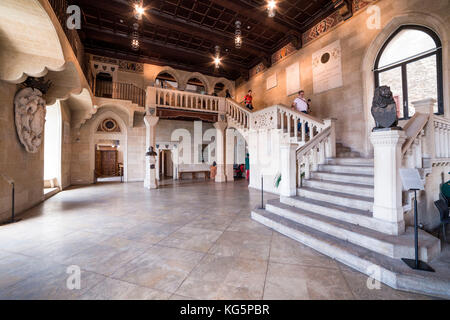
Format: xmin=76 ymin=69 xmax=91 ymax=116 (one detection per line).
xmin=370 ymin=129 xmax=406 ymax=235
xmin=144 ymin=115 xmax=159 ymax=189
xmin=280 ymin=143 xmax=298 ymax=197
xmin=214 ymin=121 xmax=227 ymax=183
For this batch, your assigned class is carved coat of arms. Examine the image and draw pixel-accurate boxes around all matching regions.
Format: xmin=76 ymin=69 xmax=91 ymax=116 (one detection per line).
xmin=14 ymin=87 xmax=47 ymax=153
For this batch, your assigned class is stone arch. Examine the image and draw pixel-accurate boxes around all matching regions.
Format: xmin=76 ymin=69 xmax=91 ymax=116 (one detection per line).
xmin=89 ymin=109 xmax=129 ymax=182
xmin=361 ymin=12 xmax=450 ymax=156
xmin=0 ymin=0 xmax=65 ymax=83
xmin=0 ymin=0 xmax=95 ymax=129
xmin=95 ymin=100 xmax=135 ymax=127
xmin=183 ymin=72 xmax=210 ymax=94
xmin=152 ymin=67 xmax=183 ymax=89
xmin=210 ymin=78 xmax=235 ymax=96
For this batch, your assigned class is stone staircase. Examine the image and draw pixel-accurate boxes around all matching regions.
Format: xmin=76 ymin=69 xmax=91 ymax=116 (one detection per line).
xmin=252 ymin=157 xmax=450 ymax=298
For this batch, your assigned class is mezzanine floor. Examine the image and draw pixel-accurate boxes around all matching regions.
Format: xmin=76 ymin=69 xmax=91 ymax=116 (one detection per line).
xmin=0 ymin=180 xmax=440 ymax=300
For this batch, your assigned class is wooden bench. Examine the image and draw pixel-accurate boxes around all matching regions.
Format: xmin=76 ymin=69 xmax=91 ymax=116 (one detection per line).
xmin=178 ymin=170 xmax=211 ymax=180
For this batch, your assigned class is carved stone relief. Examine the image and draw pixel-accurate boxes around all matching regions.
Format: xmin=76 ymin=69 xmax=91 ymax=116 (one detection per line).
xmin=14 ymin=87 xmax=47 ymax=153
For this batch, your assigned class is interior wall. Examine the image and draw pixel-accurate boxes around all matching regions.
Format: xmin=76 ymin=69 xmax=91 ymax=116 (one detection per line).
xmin=235 ymin=0 xmax=450 ymax=156
xmin=0 ymin=82 xmax=43 ymax=222
xmin=60 ymin=101 xmax=72 ymax=189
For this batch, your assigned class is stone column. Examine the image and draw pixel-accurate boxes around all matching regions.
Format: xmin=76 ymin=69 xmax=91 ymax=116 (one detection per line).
xmin=280 ymin=143 xmax=298 ymax=197
xmin=144 ymin=115 xmax=159 ymax=189
xmin=214 ymin=121 xmax=227 ymax=182
xmin=225 ymin=128 xmax=235 ymax=182
xmin=370 ymin=130 xmax=406 ymax=235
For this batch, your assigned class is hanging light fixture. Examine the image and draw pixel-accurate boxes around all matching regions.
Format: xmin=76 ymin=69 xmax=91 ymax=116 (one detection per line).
xmin=267 ymin=0 xmax=276 ymax=18
xmin=235 ymin=21 xmax=242 ymax=49
xmin=131 ymin=0 xmax=145 ymax=20
xmin=131 ymin=22 xmax=140 ymax=51
xmin=214 ymin=45 xmax=221 ymax=69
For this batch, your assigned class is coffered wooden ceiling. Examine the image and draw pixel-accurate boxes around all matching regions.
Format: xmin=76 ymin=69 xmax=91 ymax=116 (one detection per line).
xmin=72 ymin=0 xmax=335 ymax=79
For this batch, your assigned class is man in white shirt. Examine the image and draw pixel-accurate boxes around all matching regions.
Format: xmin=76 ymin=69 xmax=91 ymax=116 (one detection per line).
xmin=292 ymin=90 xmax=309 ymax=113
xmin=292 ymin=90 xmax=310 ymax=133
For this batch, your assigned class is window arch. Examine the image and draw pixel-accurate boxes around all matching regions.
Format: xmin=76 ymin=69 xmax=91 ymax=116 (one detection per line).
xmin=374 ymin=25 xmax=443 ymax=119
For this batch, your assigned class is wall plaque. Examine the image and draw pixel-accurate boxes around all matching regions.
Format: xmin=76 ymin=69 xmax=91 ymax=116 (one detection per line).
xmin=286 ymin=62 xmax=300 ymax=96
xmin=312 ymin=40 xmax=343 ymax=94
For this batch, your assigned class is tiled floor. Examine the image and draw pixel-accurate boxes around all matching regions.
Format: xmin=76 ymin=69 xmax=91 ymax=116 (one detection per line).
xmin=0 ymin=180 xmax=437 ymax=300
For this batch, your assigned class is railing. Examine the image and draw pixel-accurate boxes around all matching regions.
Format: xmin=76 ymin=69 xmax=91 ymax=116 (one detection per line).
xmin=433 ymin=116 xmax=450 ymax=159
xmin=296 ymin=125 xmax=334 ymax=187
xmin=95 ymin=81 xmax=146 ymax=107
xmin=152 ymin=87 xmax=221 ymax=113
xmin=226 ymin=98 xmax=251 ymax=129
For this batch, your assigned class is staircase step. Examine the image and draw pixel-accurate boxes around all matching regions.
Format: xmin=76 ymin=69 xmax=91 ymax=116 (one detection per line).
xmin=318 ymin=164 xmax=374 ymax=175
xmin=252 ymin=208 xmax=450 ymax=299
xmin=326 ymin=158 xmax=374 ymax=166
xmin=297 ymin=187 xmax=373 ymax=212
xmin=303 ymin=179 xmax=373 ymax=198
xmin=280 ymin=195 xmax=392 ymax=232
xmin=337 ymin=151 xmax=361 ymax=158
xmin=265 ymin=199 xmax=440 ymax=261
xmin=311 ymin=171 xmax=374 ymax=185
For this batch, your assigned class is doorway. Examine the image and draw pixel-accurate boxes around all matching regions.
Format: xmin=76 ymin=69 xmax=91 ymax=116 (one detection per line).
xmin=95 ymin=143 xmax=122 ymax=182
xmin=159 ymin=150 xmax=173 ymax=180
xmin=44 ymin=101 xmax=62 ymax=197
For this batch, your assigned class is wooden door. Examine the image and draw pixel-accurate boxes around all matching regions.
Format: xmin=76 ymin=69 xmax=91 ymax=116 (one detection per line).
xmin=95 ymin=150 xmax=102 ymax=176
xmin=101 ymin=150 xmax=117 ymax=176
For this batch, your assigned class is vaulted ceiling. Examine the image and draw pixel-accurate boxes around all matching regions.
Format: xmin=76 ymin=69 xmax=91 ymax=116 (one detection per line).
xmin=72 ymin=0 xmax=336 ymax=79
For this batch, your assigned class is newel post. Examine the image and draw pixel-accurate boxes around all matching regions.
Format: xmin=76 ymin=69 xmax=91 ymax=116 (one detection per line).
xmin=370 ymin=130 xmax=406 ymax=235
xmin=280 ymin=143 xmax=298 ymax=197
xmin=412 ymin=98 xmax=437 ymax=160
xmin=324 ymin=118 xmax=337 ymax=158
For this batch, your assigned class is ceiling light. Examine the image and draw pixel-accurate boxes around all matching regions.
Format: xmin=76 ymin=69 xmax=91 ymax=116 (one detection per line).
xmin=235 ymin=21 xmax=242 ymax=49
xmin=214 ymin=45 xmax=221 ymax=69
xmin=131 ymin=22 xmax=140 ymax=51
xmin=267 ymin=0 xmax=276 ymax=17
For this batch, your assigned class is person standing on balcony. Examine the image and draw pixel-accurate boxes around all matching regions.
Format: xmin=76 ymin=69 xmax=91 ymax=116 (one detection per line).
xmin=242 ymin=90 xmax=254 ymax=110
xmin=225 ymin=90 xmax=232 ymax=99
xmin=292 ymin=90 xmax=311 ymax=133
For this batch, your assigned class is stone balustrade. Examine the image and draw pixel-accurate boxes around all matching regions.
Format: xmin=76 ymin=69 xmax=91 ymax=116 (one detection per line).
xmin=433 ymin=116 xmax=450 ymax=159
xmin=150 ymin=87 xmax=221 ymax=113
xmin=226 ymin=99 xmax=251 ymax=129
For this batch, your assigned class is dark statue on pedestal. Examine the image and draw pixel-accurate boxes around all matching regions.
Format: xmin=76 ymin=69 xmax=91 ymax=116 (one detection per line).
xmin=371 ymin=86 xmax=402 ymax=131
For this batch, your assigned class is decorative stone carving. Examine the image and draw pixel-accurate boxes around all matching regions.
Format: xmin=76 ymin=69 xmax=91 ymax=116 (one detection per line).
xmin=371 ymin=86 xmax=401 ymax=131
xmin=14 ymin=87 xmax=47 ymax=153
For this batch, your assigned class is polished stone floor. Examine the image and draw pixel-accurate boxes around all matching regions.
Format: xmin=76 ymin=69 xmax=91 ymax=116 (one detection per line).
xmin=0 ymin=180 xmax=436 ymax=300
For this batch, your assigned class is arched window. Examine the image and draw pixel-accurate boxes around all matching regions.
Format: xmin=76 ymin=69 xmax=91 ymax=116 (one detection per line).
xmin=374 ymin=26 xmax=443 ymax=119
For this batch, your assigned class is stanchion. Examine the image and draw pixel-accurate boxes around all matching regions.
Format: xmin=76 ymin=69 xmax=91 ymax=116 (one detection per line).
xmin=401 ymin=189 xmax=435 ymax=272
xmin=260 ymin=175 xmax=264 ymax=209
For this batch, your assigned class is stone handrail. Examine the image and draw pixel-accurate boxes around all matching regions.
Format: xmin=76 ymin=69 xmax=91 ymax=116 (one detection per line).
xmin=225 ymin=98 xmax=251 ymax=129
xmin=296 ymin=121 xmax=335 ymax=187
xmin=152 ymin=87 xmax=221 ymax=113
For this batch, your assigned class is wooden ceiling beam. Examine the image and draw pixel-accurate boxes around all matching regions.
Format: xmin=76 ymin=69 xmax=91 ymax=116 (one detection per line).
xmin=83 ymin=26 xmax=247 ymax=73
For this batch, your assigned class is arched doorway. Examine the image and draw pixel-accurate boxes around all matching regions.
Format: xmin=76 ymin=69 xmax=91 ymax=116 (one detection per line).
xmin=374 ymin=25 xmax=443 ymax=119
xmin=156 ymin=72 xmax=178 ymax=90
xmin=186 ymin=77 xmax=206 ymax=94
xmin=95 ymin=72 xmax=113 ymax=98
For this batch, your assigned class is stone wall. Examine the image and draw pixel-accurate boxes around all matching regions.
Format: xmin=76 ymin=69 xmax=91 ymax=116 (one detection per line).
xmin=0 ymin=82 xmax=41 ymax=222
xmin=235 ymin=0 xmax=450 ymax=156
